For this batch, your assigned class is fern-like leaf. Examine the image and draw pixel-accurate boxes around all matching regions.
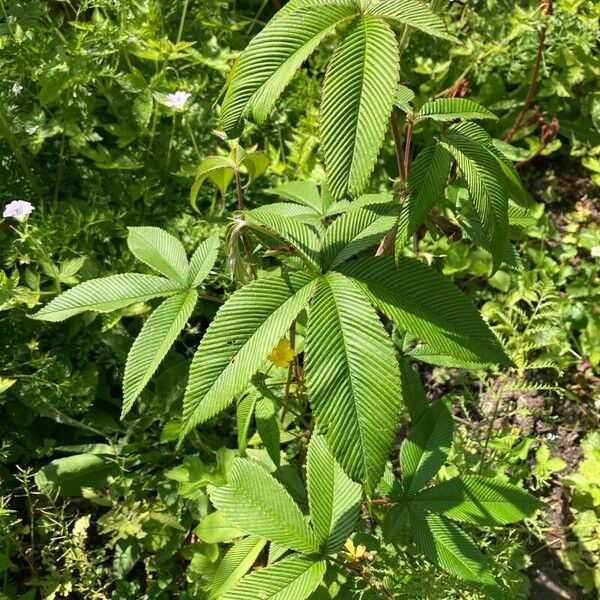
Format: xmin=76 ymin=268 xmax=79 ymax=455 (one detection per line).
xmin=121 ymin=290 xmax=197 ymax=418
xmin=181 ymin=273 xmax=318 ymax=438
xmin=210 ymin=458 xmax=318 ymax=553
xmin=304 ymin=272 xmax=402 ymax=493
xmin=30 ymin=274 xmax=182 ymax=322
xmin=321 ymin=15 xmax=399 ymax=199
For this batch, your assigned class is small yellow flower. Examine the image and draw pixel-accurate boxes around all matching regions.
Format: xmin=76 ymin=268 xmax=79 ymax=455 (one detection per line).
xmin=344 ymin=538 xmax=366 ymax=560
xmin=267 ymin=338 xmax=295 ymax=368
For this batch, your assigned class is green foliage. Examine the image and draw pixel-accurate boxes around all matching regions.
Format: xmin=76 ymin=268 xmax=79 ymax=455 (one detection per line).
xmin=32 ymin=227 xmax=218 ymax=416
xmin=2 ymin=0 xmax=597 ymax=598
xmin=220 ymin=0 xmax=454 ymax=198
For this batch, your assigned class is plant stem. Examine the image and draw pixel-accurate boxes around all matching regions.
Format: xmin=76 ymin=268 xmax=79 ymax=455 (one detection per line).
xmin=390 ymin=109 xmax=405 ymax=180
xmin=284 ymin=321 xmax=296 ymax=403
xmin=176 ymin=0 xmax=192 ymax=44
xmin=504 ymin=2 xmax=551 ymax=142
xmin=234 ymin=169 xmax=258 ymax=280
xmin=403 ymin=118 xmax=414 ymax=178
xmin=326 ymin=555 xmax=395 ymax=600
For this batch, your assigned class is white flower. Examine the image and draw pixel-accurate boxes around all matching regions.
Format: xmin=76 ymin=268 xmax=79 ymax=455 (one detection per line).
xmin=591 ymin=246 xmax=600 ymax=258
xmin=25 ymin=125 xmax=38 ymax=135
xmin=12 ymin=83 xmax=23 ymax=96
xmin=164 ymin=91 xmax=191 ymax=110
xmin=3 ymin=200 xmax=35 ymax=222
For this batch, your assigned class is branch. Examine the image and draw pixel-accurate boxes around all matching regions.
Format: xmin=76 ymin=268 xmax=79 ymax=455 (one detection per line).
xmin=504 ymin=0 xmax=552 ymax=142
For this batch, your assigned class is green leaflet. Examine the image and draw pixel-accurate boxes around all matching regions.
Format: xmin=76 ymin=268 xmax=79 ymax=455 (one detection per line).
xmin=415 ymin=98 xmax=498 ymax=122
xmin=34 ymin=453 xmax=119 ymax=497
xmin=394 ymin=84 xmax=415 ymax=112
xmin=210 ymin=458 xmax=318 ymax=553
xmin=382 ymin=503 xmax=409 ymax=544
xmin=395 ymin=144 xmax=453 ymax=251
xmin=337 ymin=257 xmax=510 ymax=366
xmin=409 ymin=512 xmax=501 ymax=598
xmin=401 ymin=400 xmax=453 ymax=496
xmin=210 ymin=535 xmax=267 ymax=599
xmin=400 ymin=359 xmax=428 ymax=423
xmin=195 ymin=511 xmax=245 ymax=544
xmin=412 ymin=475 xmax=542 ymax=525
xmin=220 ymin=4 xmax=356 ymax=135
xmin=321 ymin=202 xmax=400 ymax=270
xmin=441 ymin=125 xmax=509 ymax=272
xmin=30 ymin=274 xmax=182 ymax=322
xmin=255 ymin=397 xmax=281 ymax=466
xmin=365 ymin=0 xmax=457 ymax=41
xmin=236 ymin=390 xmax=259 ymax=455
xmin=304 ymin=272 xmax=402 ymax=493
xmin=127 ymin=226 xmax=189 ymax=285
xmin=455 ymin=121 xmax=527 ymax=204
xmin=190 ymin=155 xmax=236 ymax=211
xmin=265 ymin=181 xmax=325 ymax=215
xmin=122 ymin=290 xmax=197 ymax=418
xmin=306 ymin=434 xmax=362 ymax=553
xmin=220 ymin=554 xmax=326 ymax=600
xmin=244 ymin=205 xmax=325 ymax=270
xmin=180 ymin=272 xmax=318 ymax=438
xmin=188 ymin=234 xmax=220 ymax=288
xmin=321 ymin=15 xmax=399 ymax=199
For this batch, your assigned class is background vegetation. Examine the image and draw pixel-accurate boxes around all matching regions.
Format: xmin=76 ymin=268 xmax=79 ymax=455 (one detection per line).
xmin=0 ymin=0 xmax=598 ymax=598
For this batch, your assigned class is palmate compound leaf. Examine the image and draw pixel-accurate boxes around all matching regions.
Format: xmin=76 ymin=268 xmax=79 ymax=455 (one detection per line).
xmin=337 ymin=257 xmax=511 ymax=366
xmin=121 ymin=290 xmax=197 ymax=418
xmin=441 ymin=125 xmax=509 ymax=273
xmin=209 ymin=535 xmax=267 ymax=599
xmin=127 ymin=226 xmax=189 ymax=285
xmin=306 ymin=433 xmax=362 ymax=553
xmin=320 ymin=14 xmax=399 ymax=199
xmin=364 ymin=0 xmax=457 ymax=42
xmin=220 ymin=554 xmax=326 ymax=600
xmin=401 ymin=400 xmax=453 ymax=496
xmin=395 ymin=144 xmax=453 ymax=251
xmin=415 ymin=98 xmax=498 ymax=122
xmin=409 ymin=512 xmax=502 ymax=599
xmin=411 ymin=475 xmax=543 ymax=525
xmin=180 ymin=272 xmax=318 ymax=439
xmin=304 ymin=272 xmax=403 ymax=493
xmin=30 ymin=274 xmax=183 ymax=322
xmin=210 ymin=458 xmax=318 ymax=553
xmin=219 ymin=3 xmax=357 ymax=136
